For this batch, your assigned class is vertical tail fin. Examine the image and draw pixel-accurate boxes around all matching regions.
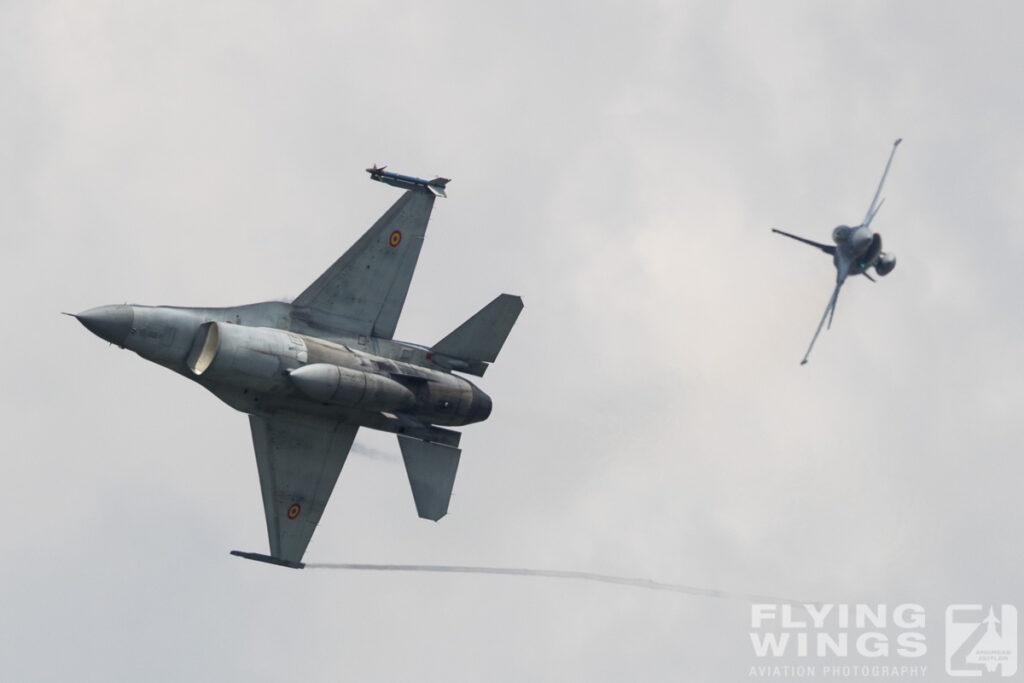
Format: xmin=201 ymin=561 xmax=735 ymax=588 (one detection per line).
xmin=431 ymin=294 xmax=523 ymax=376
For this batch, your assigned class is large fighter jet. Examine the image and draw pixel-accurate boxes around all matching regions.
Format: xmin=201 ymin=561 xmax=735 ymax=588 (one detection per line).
xmin=773 ymin=139 xmax=902 ymax=364
xmin=73 ymin=168 xmax=523 ymax=568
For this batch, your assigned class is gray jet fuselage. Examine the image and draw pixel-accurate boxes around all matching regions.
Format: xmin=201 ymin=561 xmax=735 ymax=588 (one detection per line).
xmin=79 ymin=301 xmax=491 ymax=437
xmin=828 ymin=223 xmax=886 ymax=283
xmin=74 ymin=175 xmax=523 ymax=566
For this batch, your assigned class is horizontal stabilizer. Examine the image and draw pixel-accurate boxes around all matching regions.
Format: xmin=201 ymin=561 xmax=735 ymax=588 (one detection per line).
xmin=398 ymin=435 xmax=462 ymax=521
xmin=432 ymin=294 xmax=523 ymax=370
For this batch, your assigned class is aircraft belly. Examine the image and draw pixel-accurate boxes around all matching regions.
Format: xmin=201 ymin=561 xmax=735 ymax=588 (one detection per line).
xmin=75 ymin=168 xmax=524 ymax=566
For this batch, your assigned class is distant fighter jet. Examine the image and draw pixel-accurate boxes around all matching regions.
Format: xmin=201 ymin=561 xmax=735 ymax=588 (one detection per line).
xmin=73 ymin=169 xmax=523 ymax=568
xmin=773 ymin=139 xmax=902 ymax=364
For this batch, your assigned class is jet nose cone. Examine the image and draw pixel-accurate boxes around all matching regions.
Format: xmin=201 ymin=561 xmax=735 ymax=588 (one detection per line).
xmin=75 ymin=305 xmax=134 ymax=346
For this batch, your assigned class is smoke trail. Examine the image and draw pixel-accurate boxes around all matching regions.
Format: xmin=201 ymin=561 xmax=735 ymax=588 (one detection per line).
xmin=307 ymin=563 xmax=808 ymax=605
xmin=349 ymin=442 xmax=399 ymax=461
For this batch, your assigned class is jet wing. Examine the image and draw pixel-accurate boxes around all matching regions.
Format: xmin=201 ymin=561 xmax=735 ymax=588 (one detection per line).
xmin=800 ymin=278 xmax=844 ymax=365
xmin=248 ymin=413 xmax=358 ymax=565
xmin=771 ymin=229 xmax=836 ymax=255
xmin=292 ymin=190 xmax=437 ymax=339
xmin=861 ymin=138 xmax=902 ymax=229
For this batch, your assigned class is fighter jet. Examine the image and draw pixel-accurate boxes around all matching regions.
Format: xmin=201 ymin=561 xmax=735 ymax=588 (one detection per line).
xmin=773 ymin=139 xmax=902 ymax=364
xmin=73 ymin=169 xmax=523 ymax=568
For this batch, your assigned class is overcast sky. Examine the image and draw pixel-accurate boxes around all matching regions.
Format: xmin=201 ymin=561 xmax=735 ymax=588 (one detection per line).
xmin=3 ymin=2 xmax=1022 ymax=681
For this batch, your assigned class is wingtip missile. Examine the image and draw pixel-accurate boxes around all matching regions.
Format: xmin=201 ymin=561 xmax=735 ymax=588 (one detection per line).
xmin=367 ymin=165 xmax=451 ymax=197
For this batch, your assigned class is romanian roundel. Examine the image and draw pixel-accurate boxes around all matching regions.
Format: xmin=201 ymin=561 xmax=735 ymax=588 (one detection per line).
xmin=389 ymin=230 xmax=402 ymax=247
xmin=287 ymin=503 xmax=301 ymax=519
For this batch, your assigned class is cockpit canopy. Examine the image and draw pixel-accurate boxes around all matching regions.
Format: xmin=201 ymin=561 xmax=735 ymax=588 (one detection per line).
xmin=832 ymin=225 xmax=853 ymax=243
